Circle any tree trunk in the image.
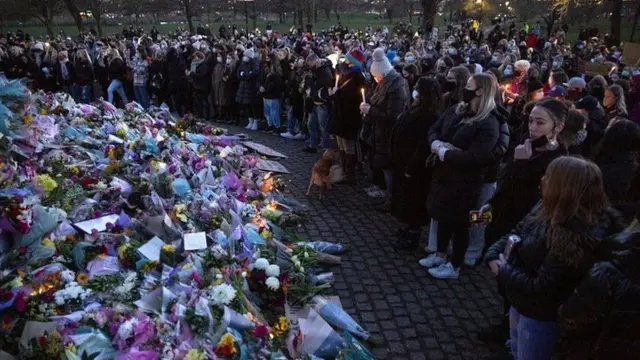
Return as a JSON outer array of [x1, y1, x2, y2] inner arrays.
[[44, 19, 54, 38], [324, 7, 330, 21], [386, 8, 393, 23], [631, 1, 640, 41], [184, 1, 195, 33], [252, 0, 256, 30], [63, 0, 84, 33], [422, 0, 438, 33], [333, 8, 340, 21], [610, 0, 622, 45]]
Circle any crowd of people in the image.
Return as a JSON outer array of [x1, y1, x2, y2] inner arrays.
[[2, 18, 640, 360]]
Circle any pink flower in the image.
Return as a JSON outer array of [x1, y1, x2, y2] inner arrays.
[[252, 325, 269, 337], [14, 292, 25, 313], [18, 246, 27, 255], [94, 210, 103, 217]]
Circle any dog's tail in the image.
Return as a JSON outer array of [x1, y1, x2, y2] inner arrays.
[[329, 164, 344, 184]]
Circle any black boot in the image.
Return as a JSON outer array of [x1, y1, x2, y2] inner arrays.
[[344, 153, 357, 184]]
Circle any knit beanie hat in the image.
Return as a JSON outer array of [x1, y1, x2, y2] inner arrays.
[[243, 48, 254, 59], [345, 49, 365, 67], [370, 48, 393, 78], [527, 79, 543, 93]]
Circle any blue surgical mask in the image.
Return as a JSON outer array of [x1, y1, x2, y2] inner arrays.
[[491, 56, 498, 63], [406, 56, 415, 63], [448, 48, 457, 56], [575, 129, 587, 145], [622, 70, 630, 78], [504, 69, 513, 77], [412, 90, 419, 100]]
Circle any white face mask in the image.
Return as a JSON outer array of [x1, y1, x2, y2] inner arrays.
[[217, 56, 222, 62], [226, 58, 232, 65], [242, 56, 249, 62], [504, 69, 513, 77], [412, 90, 419, 100]]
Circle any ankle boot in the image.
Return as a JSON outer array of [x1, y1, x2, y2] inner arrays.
[[344, 153, 357, 184]]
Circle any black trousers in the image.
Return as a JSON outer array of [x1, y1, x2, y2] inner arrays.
[[436, 220, 470, 268]]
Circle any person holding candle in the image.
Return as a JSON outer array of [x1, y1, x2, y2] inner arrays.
[[326, 49, 367, 183], [359, 48, 409, 211]]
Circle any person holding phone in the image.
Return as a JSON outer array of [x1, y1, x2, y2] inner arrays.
[[477, 98, 569, 345]]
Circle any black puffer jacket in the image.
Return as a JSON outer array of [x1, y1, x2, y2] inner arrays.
[[485, 143, 567, 244], [327, 68, 367, 140], [553, 230, 640, 360], [427, 106, 500, 224], [596, 152, 639, 221], [485, 105, 511, 183], [486, 203, 624, 321], [107, 58, 125, 82], [308, 59, 334, 105]]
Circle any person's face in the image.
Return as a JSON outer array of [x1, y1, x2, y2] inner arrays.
[[531, 89, 545, 101], [548, 76, 555, 88], [603, 89, 616, 108], [446, 70, 456, 83], [528, 106, 559, 140], [374, 74, 384, 83], [402, 70, 410, 79]]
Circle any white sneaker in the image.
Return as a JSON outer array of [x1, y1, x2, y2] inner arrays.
[[293, 133, 307, 140], [245, 118, 254, 129], [280, 132, 294, 139], [418, 253, 446, 268], [428, 262, 460, 279], [250, 120, 259, 131]]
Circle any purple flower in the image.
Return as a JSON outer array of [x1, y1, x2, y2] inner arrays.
[[132, 313, 156, 347]]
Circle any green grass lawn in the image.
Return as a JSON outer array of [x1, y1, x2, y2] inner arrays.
[[9, 13, 637, 44]]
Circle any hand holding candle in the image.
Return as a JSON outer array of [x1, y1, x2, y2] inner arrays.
[[361, 88, 366, 104], [335, 74, 340, 88]]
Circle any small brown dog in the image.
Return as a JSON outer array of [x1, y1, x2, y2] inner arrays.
[[306, 149, 344, 198]]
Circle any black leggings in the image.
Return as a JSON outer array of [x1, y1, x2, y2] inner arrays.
[[437, 220, 470, 268]]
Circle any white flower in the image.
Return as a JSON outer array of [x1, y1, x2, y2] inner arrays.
[[215, 274, 223, 279], [299, 267, 305, 273], [266, 264, 280, 277], [304, 252, 309, 259], [241, 271, 247, 278], [254, 258, 270, 270], [294, 260, 301, 267], [60, 269, 76, 283], [95, 181, 107, 190], [209, 283, 237, 306], [285, 248, 293, 254], [205, 160, 212, 167], [291, 255, 298, 262], [265, 276, 280, 290]]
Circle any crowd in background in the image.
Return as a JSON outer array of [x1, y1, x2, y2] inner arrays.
[[2, 18, 640, 360]]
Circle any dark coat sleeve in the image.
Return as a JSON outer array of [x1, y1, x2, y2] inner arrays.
[[443, 115, 500, 166], [405, 113, 435, 175], [367, 83, 408, 128]]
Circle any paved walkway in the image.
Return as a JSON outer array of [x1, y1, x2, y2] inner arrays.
[[230, 125, 504, 359]]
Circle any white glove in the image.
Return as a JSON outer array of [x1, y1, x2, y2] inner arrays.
[[430, 140, 443, 153], [438, 147, 448, 161]]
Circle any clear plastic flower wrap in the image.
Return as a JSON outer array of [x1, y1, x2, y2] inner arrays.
[[311, 296, 370, 340]]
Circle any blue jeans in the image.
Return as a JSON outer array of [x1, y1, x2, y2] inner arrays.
[[286, 105, 299, 134], [509, 308, 559, 360], [80, 85, 92, 103], [134, 85, 150, 109], [263, 98, 281, 127], [107, 79, 128, 105], [307, 104, 329, 149]]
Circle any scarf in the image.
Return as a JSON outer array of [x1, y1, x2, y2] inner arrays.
[[60, 59, 69, 80], [190, 57, 204, 74], [370, 71, 399, 106]]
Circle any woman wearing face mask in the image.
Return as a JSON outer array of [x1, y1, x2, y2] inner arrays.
[[188, 51, 212, 121], [603, 84, 628, 125], [131, 46, 150, 110], [508, 78, 544, 131], [359, 48, 409, 211], [504, 60, 530, 103], [402, 63, 419, 90], [588, 75, 608, 103], [442, 65, 471, 111], [326, 49, 367, 183], [485, 156, 622, 360], [389, 77, 441, 248], [212, 52, 229, 121], [236, 49, 260, 130], [421, 73, 501, 280]]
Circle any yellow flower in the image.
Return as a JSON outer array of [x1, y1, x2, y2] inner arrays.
[[185, 349, 207, 360], [141, 261, 159, 273], [24, 114, 33, 125], [117, 243, 131, 259], [216, 333, 237, 355], [162, 244, 176, 253], [40, 109, 48, 115], [35, 174, 58, 196], [68, 166, 79, 175], [65, 342, 77, 354], [278, 316, 288, 331], [41, 238, 55, 248], [174, 204, 188, 223], [76, 272, 89, 285], [260, 230, 273, 240]]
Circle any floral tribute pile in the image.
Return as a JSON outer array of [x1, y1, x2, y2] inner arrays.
[[0, 76, 374, 360]]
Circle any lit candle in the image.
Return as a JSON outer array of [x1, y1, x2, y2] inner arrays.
[[361, 88, 366, 103], [335, 74, 340, 88]]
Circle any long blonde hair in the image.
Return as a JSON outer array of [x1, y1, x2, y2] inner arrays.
[[457, 73, 497, 123]]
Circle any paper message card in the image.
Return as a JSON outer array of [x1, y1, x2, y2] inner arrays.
[[137, 236, 165, 262], [184, 232, 207, 251]]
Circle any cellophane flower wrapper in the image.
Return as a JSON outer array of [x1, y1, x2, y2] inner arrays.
[[86, 256, 121, 279], [338, 333, 376, 360], [15, 205, 62, 248], [299, 307, 346, 358], [69, 328, 118, 360], [311, 296, 370, 340]]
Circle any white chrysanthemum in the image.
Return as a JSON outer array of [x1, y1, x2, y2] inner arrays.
[[254, 258, 270, 270], [60, 269, 76, 283], [299, 267, 305, 273], [266, 276, 280, 290], [265, 264, 280, 278], [209, 283, 237, 305]]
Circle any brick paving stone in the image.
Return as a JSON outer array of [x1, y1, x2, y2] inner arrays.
[[227, 125, 505, 359]]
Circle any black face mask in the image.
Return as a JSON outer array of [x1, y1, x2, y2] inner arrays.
[[462, 88, 478, 103], [514, 69, 522, 77], [443, 80, 457, 92], [567, 90, 579, 102]]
